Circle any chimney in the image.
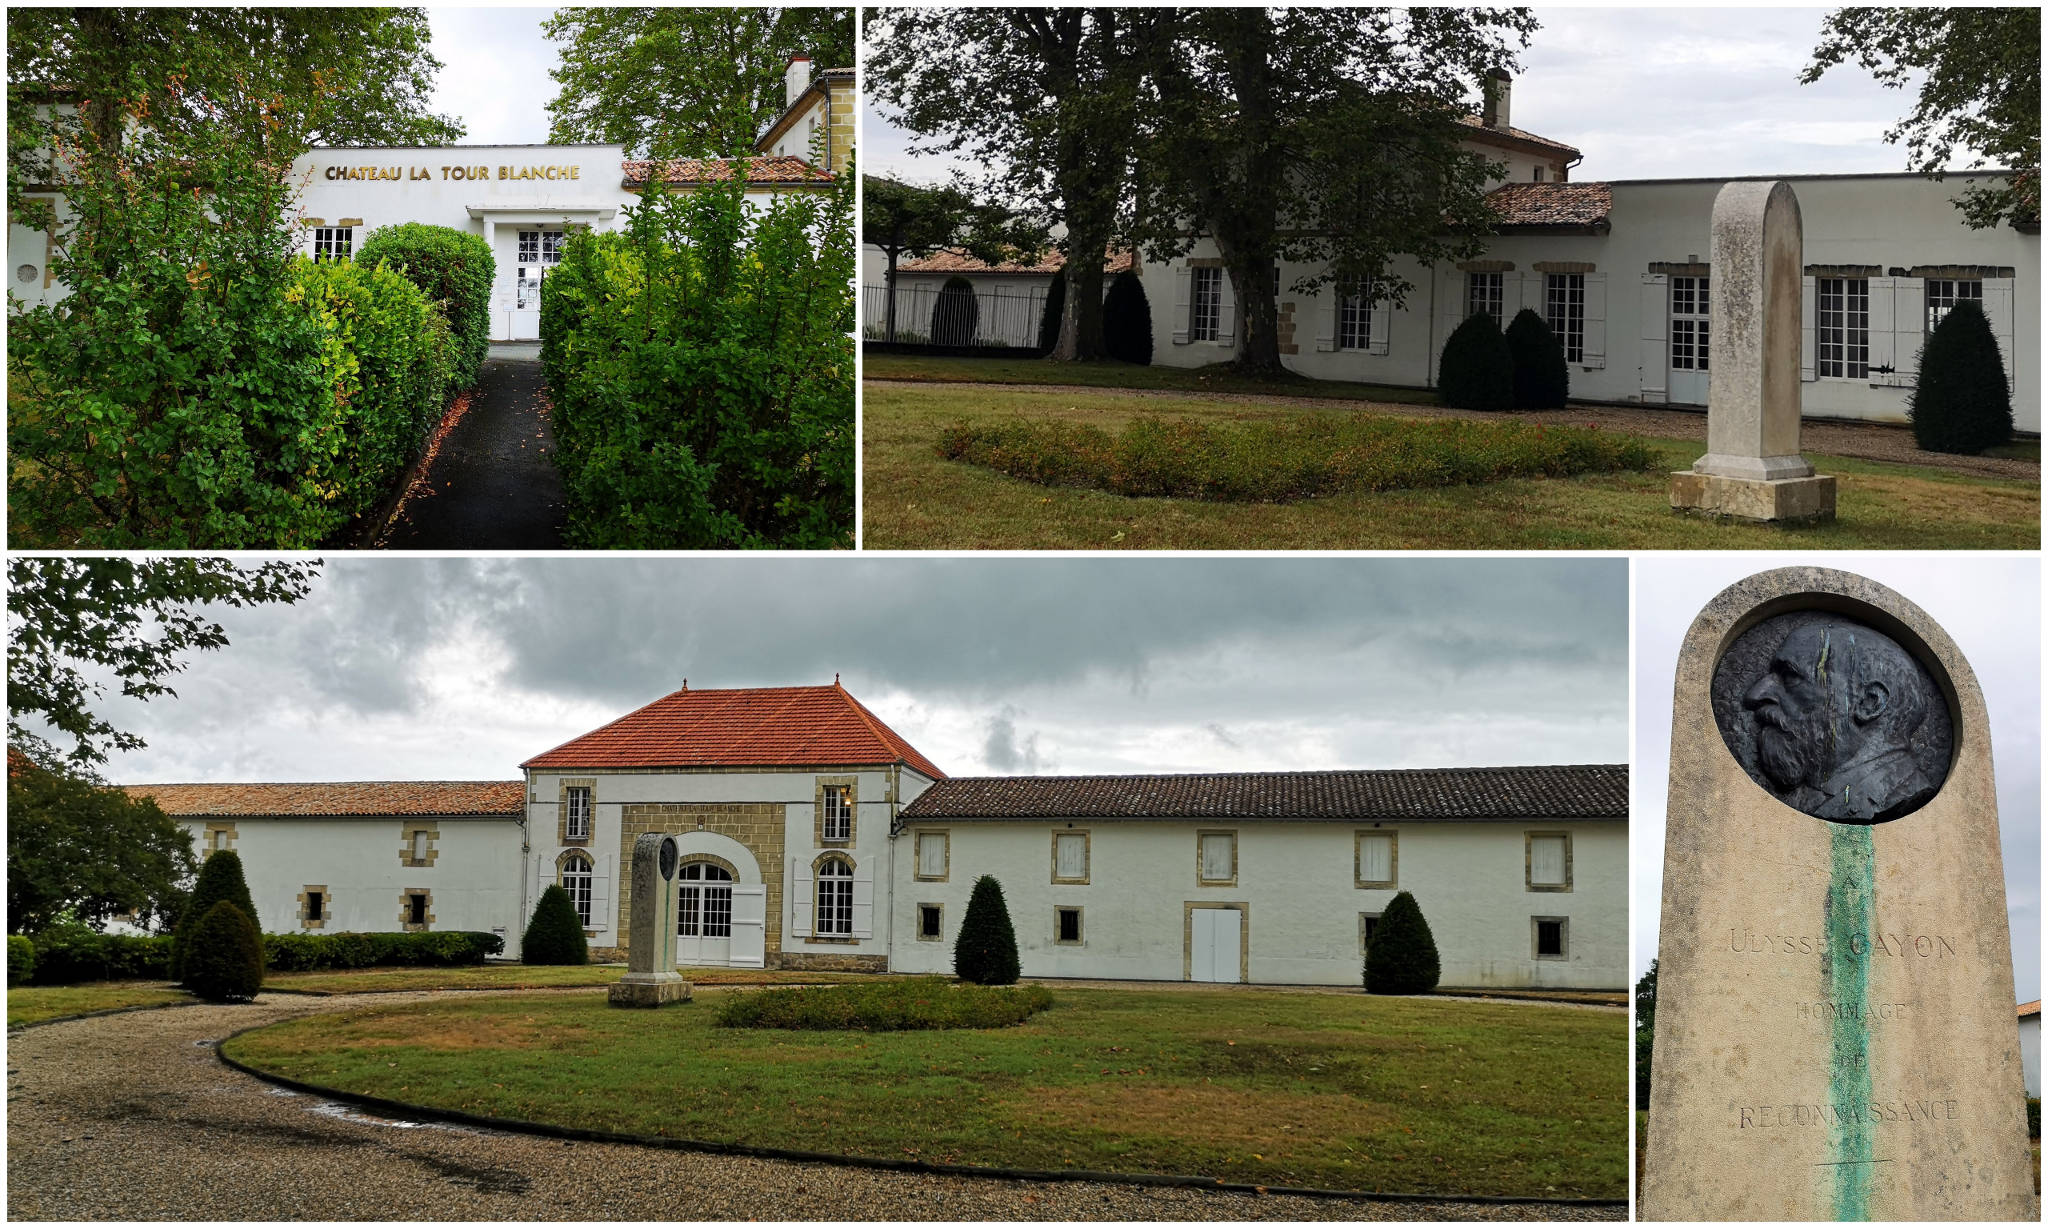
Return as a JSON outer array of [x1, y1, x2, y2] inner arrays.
[[1482, 67, 1512, 131], [785, 56, 813, 108]]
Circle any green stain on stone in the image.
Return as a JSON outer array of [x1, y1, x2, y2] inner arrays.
[[1825, 823, 1877, 1220]]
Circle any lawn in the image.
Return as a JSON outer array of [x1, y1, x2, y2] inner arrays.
[[222, 986, 1627, 1199], [863, 383, 2038, 549], [864, 352, 1443, 404], [7, 982, 194, 1028]]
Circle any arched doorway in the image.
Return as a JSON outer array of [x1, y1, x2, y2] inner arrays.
[[677, 860, 735, 965]]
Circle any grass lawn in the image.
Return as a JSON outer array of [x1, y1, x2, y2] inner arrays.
[[865, 353, 1442, 404], [264, 964, 885, 994], [863, 384, 2038, 549], [8, 982, 194, 1028], [223, 986, 1626, 1198]]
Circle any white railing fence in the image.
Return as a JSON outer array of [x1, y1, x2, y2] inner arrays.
[[862, 282, 1049, 349]]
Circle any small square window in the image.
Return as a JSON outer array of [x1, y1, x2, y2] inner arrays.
[[1355, 830, 1396, 888], [306, 891, 324, 918], [1055, 906, 1083, 945], [1360, 912, 1382, 953], [1527, 832, 1572, 891], [1052, 831, 1089, 883], [1534, 917, 1568, 960], [917, 903, 943, 941]]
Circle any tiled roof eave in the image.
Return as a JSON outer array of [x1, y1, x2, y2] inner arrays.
[[917, 812, 1630, 823], [1490, 220, 1611, 235]]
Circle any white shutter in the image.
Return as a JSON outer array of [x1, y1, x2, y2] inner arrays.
[[1315, 276, 1336, 352], [1369, 289, 1391, 357], [729, 885, 766, 968], [1172, 266, 1191, 345], [588, 875, 611, 933], [1640, 274, 1669, 403], [1983, 279, 2016, 387], [1530, 836, 1567, 886], [1582, 273, 1607, 368], [1501, 270, 1525, 320], [851, 872, 874, 939], [1437, 272, 1467, 382], [1217, 269, 1236, 348], [1890, 278, 1926, 384], [788, 858, 812, 938], [1055, 833, 1087, 879], [916, 832, 945, 878], [1200, 833, 1233, 880], [1358, 833, 1392, 883], [1865, 276, 1895, 381], [1801, 277, 1817, 382]]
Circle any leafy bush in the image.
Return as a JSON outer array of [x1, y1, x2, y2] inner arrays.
[[539, 167, 854, 547], [932, 275, 981, 346], [24, 919, 172, 984], [353, 223, 496, 391], [521, 885, 589, 966], [1909, 300, 2013, 454], [1504, 308, 1569, 409], [1364, 890, 1440, 995], [172, 851, 260, 983], [2029, 1096, 2040, 1139], [1036, 271, 1068, 356], [718, 976, 1052, 1031], [1437, 312, 1515, 411], [185, 900, 264, 1003], [261, 929, 502, 972], [8, 935, 34, 985], [954, 875, 1021, 986], [1103, 270, 1154, 365], [938, 413, 1653, 502]]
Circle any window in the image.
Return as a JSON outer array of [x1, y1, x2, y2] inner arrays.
[[1055, 906, 1084, 945], [822, 785, 852, 843], [1052, 831, 1089, 883], [412, 830, 430, 861], [1466, 271, 1503, 322], [914, 830, 947, 881], [516, 230, 564, 311], [1533, 917, 1568, 960], [1360, 911, 1383, 953], [1925, 278, 1983, 334], [300, 886, 328, 930], [1545, 273, 1586, 363], [1527, 832, 1571, 891], [1533, 165, 1545, 182], [1817, 277, 1869, 378], [677, 862, 733, 938], [1671, 275, 1710, 372], [1337, 276, 1374, 351], [1197, 831, 1236, 886], [816, 857, 854, 936], [1190, 267, 1222, 342], [313, 226, 353, 261], [560, 852, 593, 927], [1355, 830, 1396, 888], [565, 786, 592, 840], [306, 890, 324, 918], [917, 903, 943, 941], [407, 893, 428, 927]]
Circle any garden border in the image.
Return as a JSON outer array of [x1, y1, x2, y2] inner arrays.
[[7, 998, 199, 1034], [214, 1019, 1626, 1208]]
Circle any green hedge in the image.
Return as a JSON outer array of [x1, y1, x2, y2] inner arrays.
[[27, 926, 173, 985], [1438, 311, 1515, 411], [186, 901, 264, 1003], [520, 885, 589, 966], [717, 977, 1052, 1031], [539, 170, 854, 547], [261, 929, 503, 972], [354, 223, 496, 392], [8, 935, 36, 985], [1910, 299, 2013, 454]]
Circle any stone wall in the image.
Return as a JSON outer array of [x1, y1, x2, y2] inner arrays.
[[780, 951, 889, 974], [617, 802, 785, 960]]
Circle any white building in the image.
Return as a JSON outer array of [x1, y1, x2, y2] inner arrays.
[[866, 249, 1134, 349], [1144, 71, 2039, 431], [123, 682, 1628, 989], [2022, 1000, 2041, 1098]]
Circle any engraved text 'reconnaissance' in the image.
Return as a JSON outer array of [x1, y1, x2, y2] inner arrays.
[[1735, 1099, 1964, 1128]]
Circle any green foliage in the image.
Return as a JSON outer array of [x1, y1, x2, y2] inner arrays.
[[1634, 962, 1657, 1111], [172, 851, 260, 983], [262, 930, 503, 972], [1505, 308, 1569, 409], [353, 223, 496, 391], [185, 900, 264, 1003], [7, 756, 198, 933], [1364, 890, 1440, 995], [26, 917, 173, 984], [8, 935, 34, 985], [1102, 270, 1154, 365], [1437, 312, 1516, 411], [939, 413, 1653, 502], [718, 976, 1053, 1030], [933, 276, 981, 347], [539, 169, 854, 547], [1036, 273, 1068, 356], [521, 886, 589, 966], [954, 875, 1021, 985], [2029, 1097, 2040, 1139], [1909, 300, 2013, 454]]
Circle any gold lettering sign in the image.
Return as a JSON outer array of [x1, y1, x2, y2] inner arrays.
[[316, 164, 582, 183]]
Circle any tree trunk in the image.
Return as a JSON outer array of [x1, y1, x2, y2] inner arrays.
[[884, 248, 900, 343], [1052, 245, 1109, 362]]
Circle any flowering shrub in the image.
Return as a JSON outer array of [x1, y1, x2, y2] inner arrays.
[[540, 165, 854, 547]]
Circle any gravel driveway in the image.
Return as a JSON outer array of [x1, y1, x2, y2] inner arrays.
[[8, 991, 1622, 1221]]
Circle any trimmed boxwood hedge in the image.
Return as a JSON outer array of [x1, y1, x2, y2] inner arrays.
[[26, 928, 172, 985], [717, 976, 1053, 1031], [1437, 311, 1515, 411], [954, 875, 1022, 985], [1103, 269, 1153, 365], [353, 223, 496, 392], [1909, 299, 2013, 454], [171, 851, 260, 983], [186, 901, 264, 1003], [521, 885, 590, 966], [1365, 890, 1441, 995], [261, 929, 503, 972], [1505, 308, 1569, 409]]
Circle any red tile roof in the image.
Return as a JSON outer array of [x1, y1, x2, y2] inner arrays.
[[621, 155, 831, 187], [1458, 114, 1582, 158], [898, 248, 1135, 277], [2021, 1000, 2041, 1019], [121, 781, 527, 818], [1486, 182, 1612, 228], [522, 683, 946, 779], [902, 765, 1627, 821]]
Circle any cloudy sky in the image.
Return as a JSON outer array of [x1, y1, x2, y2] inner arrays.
[[867, 7, 1969, 186], [45, 557, 1626, 792], [425, 8, 560, 145], [1634, 554, 2041, 1002]]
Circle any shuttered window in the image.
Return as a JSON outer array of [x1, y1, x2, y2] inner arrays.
[[1337, 277, 1374, 350], [1054, 832, 1088, 882], [1925, 278, 1983, 333], [1545, 273, 1586, 363], [1357, 832, 1395, 886], [561, 853, 593, 926], [1198, 832, 1235, 884], [816, 857, 854, 936], [1467, 271, 1503, 322], [915, 831, 947, 880], [1528, 833, 1570, 889], [1190, 268, 1222, 341], [1817, 278, 1869, 378]]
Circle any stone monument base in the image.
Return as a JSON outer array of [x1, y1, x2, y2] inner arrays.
[[607, 975, 692, 1008], [1668, 471, 1836, 523]]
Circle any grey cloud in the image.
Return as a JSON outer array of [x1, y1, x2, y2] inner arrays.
[[981, 708, 1049, 774]]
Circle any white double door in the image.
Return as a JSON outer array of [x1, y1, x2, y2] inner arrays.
[[1667, 275, 1710, 405], [676, 864, 767, 968], [1189, 906, 1244, 983]]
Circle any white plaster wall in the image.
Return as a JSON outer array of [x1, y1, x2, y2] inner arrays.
[[889, 819, 1628, 988], [2021, 1013, 2040, 1098]]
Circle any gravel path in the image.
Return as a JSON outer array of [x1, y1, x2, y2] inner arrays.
[[867, 378, 2040, 482], [8, 991, 1622, 1221]]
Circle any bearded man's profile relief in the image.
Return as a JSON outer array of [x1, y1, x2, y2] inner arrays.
[[1738, 617, 1939, 822]]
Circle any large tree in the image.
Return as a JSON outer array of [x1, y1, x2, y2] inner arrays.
[[867, 9, 1157, 361], [1801, 7, 2040, 229], [7, 751, 198, 934], [1132, 8, 1537, 376], [7, 557, 320, 773], [544, 8, 855, 159]]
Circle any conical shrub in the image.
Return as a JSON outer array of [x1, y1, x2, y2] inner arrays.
[[1909, 299, 2012, 454], [185, 900, 264, 1002], [1103, 270, 1154, 365], [1505, 308, 1569, 409], [172, 850, 259, 983], [953, 875, 1021, 985], [932, 276, 981, 347], [521, 884, 590, 965], [1364, 890, 1441, 995], [1437, 312, 1515, 411], [1036, 271, 1068, 356]]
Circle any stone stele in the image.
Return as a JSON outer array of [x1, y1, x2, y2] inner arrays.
[[607, 832, 691, 1007], [1641, 567, 2033, 1221], [1669, 180, 1837, 523]]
